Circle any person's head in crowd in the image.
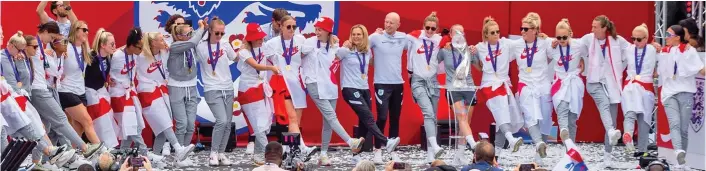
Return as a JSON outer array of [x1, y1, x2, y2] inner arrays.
[[482, 16, 500, 44], [77, 163, 96, 171], [125, 27, 144, 56], [171, 24, 193, 42], [384, 161, 412, 171], [265, 141, 284, 165], [23, 35, 39, 57], [50, 1, 70, 18], [97, 151, 114, 171], [521, 12, 542, 42], [37, 21, 62, 44], [679, 18, 704, 49], [427, 160, 457, 171], [271, 8, 289, 34], [474, 140, 495, 164], [6, 31, 28, 58], [592, 15, 617, 39], [208, 16, 226, 42], [384, 12, 401, 35], [422, 11, 439, 38], [352, 160, 375, 171], [632, 23, 650, 49], [164, 14, 185, 34], [666, 25, 687, 47], [68, 20, 92, 62], [555, 18, 573, 47], [91, 28, 116, 61], [431, 160, 446, 167]]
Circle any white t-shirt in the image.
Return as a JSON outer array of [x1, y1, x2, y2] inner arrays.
[[136, 51, 169, 92], [549, 39, 585, 77], [48, 18, 71, 38], [302, 36, 339, 84], [658, 45, 704, 103], [623, 44, 657, 83], [510, 38, 553, 85], [406, 30, 442, 78], [369, 31, 409, 84], [263, 35, 312, 81], [194, 39, 237, 92], [58, 43, 86, 95], [30, 48, 49, 90], [337, 47, 372, 89], [44, 45, 64, 88], [109, 49, 137, 92], [237, 46, 270, 92], [474, 40, 514, 86]]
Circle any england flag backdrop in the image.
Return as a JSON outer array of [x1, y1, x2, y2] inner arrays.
[[135, 1, 337, 135]]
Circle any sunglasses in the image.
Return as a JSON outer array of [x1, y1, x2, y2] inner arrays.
[[666, 32, 677, 38], [13, 44, 25, 52], [631, 37, 646, 42], [78, 28, 89, 33], [425, 26, 437, 31], [213, 32, 225, 36], [27, 44, 39, 49], [178, 32, 193, 37], [520, 27, 534, 32], [488, 30, 500, 35], [285, 25, 298, 30], [556, 35, 569, 40]]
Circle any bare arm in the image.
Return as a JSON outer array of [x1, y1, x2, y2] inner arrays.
[[37, 1, 52, 24], [64, 1, 78, 23]]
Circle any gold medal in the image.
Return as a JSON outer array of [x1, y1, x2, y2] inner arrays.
[[212, 71, 217, 76], [526, 67, 532, 73], [104, 82, 108, 87], [361, 74, 367, 80], [0, 76, 4, 81], [257, 76, 263, 81], [188, 68, 193, 73], [17, 82, 22, 87], [82, 73, 85, 78], [286, 65, 291, 71], [494, 73, 498, 78], [672, 75, 676, 80], [635, 75, 641, 80], [426, 65, 431, 71]]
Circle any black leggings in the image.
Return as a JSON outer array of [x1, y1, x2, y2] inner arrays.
[[373, 84, 403, 148], [342, 88, 388, 148]]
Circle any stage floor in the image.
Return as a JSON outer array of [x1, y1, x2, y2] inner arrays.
[[23, 143, 695, 170]]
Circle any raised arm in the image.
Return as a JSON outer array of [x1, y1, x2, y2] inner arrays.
[[170, 27, 206, 54], [64, 1, 78, 23], [37, 1, 52, 24]]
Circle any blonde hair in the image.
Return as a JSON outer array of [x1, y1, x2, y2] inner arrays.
[[522, 12, 542, 32], [633, 23, 649, 37], [8, 31, 27, 47], [68, 20, 92, 64], [170, 24, 191, 38], [209, 16, 225, 29], [556, 18, 573, 37], [350, 24, 370, 54], [141, 32, 162, 62], [482, 16, 499, 41], [352, 160, 375, 171], [424, 11, 439, 26], [91, 28, 114, 62]]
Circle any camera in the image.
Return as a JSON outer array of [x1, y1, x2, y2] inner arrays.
[[638, 148, 670, 170], [280, 133, 307, 171]]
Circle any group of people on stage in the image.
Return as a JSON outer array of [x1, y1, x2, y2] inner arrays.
[[0, 1, 704, 170]]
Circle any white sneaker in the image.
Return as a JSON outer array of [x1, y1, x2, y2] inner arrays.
[[246, 142, 255, 155], [209, 152, 219, 166], [536, 142, 547, 158], [252, 153, 265, 166], [161, 143, 171, 156], [452, 149, 469, 165], [146, 152, 164, 163], [534, 153, 543, 165], [373, 149, 383, 164], [349, 138, 365, 154], [425, 149, 435, 164], [318, 155, 331, 166], [385, 137, 400, 152], [431, 146, 445, 159], [300, 146, 319, 162], [608, 129, 621, 146], [602, 151, 614, 168], [52, 149, 76, 167], [218, 153, 232, 166], [174, 144, 195, 162], [175, 158, 194, 167], [676, 150, 686, 165], [560, 128, 570, 141], [623, 133, 635, 154], [509, 137, 524, 152]]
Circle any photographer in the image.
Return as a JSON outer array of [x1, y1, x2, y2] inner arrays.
[[253, 142, 305, 171], [461, 140, 502, 171]]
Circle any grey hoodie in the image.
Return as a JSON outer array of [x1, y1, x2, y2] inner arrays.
[[167, 27, 207, 81], [1, 50, 32, 94]]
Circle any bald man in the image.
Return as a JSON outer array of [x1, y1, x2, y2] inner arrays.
[[368, 12, 409, 164]]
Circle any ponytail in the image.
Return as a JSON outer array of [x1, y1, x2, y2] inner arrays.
[[594, 15, 617, 38]]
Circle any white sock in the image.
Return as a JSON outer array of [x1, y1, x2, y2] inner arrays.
[[299, 137, 308, 150], [427, 137, 440, 149], [346, 138, 354, 147], [505, 132, 515, 140], [321, 150, 327, 156], [172, 142, 182, 149], [465, 135, 476, 149]]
